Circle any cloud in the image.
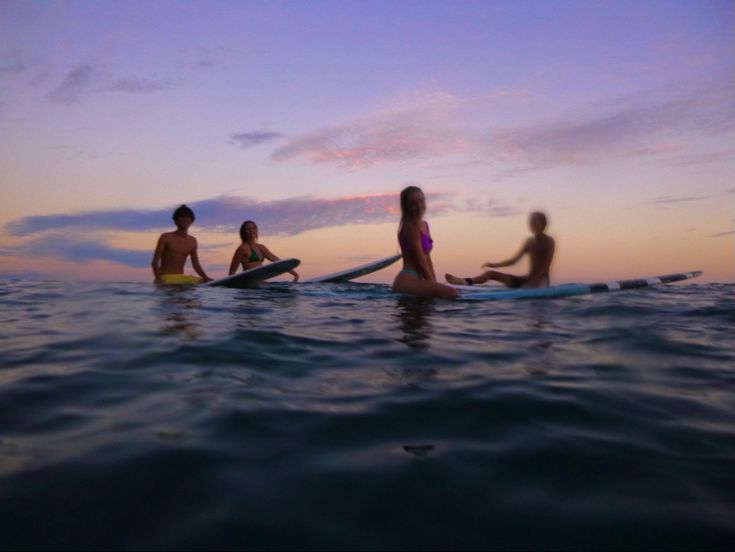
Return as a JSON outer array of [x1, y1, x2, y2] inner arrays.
[[6, 209, 164, 236], [653, 150, 735, 167], [177, 45, 231, 70], [0, 270, 49, 281], [628, 143, 683, 157], [462, 198, 521, 217], [645, 195, 706, 205], [269, 81, 734, 177], [46, 64, 95, 104], [47, 64, 175, 104], [3, 192, 520, 268], [229, 131, 284, 148], [104, 77, 175, 94], [272, 93, 468, 170], [644, 185, 735, 205], [484, 84, 734, 172], [5, 193, 455, 238], [10, 234, 150, 268], [193, 59, 215, 70], [709, 230, 735, 238]]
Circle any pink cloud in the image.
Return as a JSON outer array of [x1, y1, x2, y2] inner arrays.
[[484, 83, 734, 171], [272, 93, 470, 170], [270, 81, 734, 178]]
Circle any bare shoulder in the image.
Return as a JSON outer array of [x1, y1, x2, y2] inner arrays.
[[539, 234, 555, 252]]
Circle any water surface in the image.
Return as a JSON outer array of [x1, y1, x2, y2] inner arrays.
[[1, 280, 733, 549]]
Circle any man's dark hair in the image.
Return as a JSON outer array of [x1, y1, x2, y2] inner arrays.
[[172, 204, 195, 222]]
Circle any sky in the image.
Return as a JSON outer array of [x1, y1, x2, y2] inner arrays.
[[1, 0, 733, 283]]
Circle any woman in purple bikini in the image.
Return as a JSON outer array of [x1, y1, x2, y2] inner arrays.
[[392, 186, 458, 299]]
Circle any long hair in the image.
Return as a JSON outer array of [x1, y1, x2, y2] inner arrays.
[[239, 220, 257, 242], [399, 185, 423, 224]]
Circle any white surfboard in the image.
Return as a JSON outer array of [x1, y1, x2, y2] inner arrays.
[[457, 271, 702, 300], [207, 258, 300, 288], [306, 254, 402, 283]]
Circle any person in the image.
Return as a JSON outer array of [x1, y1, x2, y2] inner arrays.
[[392, 186, 458, 299], [445, 211, 555, 289], [228, 220, 299, 281], [151, 204, 213, 284]]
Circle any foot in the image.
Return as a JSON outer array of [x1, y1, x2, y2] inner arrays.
[[445, 273, 466, 285]]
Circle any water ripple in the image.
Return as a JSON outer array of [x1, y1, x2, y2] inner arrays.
[[0, 281, 733, 549]]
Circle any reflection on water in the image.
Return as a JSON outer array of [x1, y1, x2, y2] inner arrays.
[[154, 286, 202, 339], [1, 281, 733, 549], [394, 296, 435, 349], [524, 302, 556, 375]]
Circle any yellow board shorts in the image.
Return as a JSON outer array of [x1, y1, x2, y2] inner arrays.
[[158, 274, 202, 285]]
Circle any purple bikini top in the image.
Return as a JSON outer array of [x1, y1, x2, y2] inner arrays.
[[398, 222, 433, 255]]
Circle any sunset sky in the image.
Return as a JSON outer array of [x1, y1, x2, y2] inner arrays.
[[1, 0, 733, 283]]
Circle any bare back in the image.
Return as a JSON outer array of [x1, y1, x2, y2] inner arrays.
[[526, 234, 555, 280]]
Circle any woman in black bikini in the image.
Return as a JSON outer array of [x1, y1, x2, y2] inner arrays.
[[392, 186, 457, 299], [228, 220, 300, 281]]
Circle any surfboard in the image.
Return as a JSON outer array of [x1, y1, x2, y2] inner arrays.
[[207, 258, 301, 288], [457, 271, 702, 301], [306, 254, 402, 283]]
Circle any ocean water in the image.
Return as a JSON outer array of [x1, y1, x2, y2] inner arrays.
[[0, 279, 733, 550]]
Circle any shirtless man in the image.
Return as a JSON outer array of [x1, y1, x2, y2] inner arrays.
[[445, 212, 555, 289], [151, 204, 212, 284]]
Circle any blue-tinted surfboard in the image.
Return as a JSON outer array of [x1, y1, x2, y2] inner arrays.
[[457, 271, 702, 301], [207, 258, 301, 289]]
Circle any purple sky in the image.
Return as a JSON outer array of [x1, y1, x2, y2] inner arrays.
[[1, 0, 733, 281]]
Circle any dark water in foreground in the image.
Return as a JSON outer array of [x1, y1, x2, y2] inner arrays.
[[0, 280, 733, 550]]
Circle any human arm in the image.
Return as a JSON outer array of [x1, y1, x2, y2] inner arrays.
[[151, 234, 166, 283], [260, 244, 299, 281], [190, 240, 212, 283], [228, 246, 245, 276], [260, 244, 279, 262], [482, 240, 529, 269]]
